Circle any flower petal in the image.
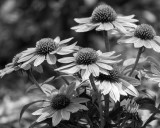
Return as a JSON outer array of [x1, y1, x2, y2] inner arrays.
[[88, 64, 99, 76], [58, 57, 75, 63], [120, 79, 139, 97], [74, 17, 91, 23], [96, 62, 113, 70], [34, 55, 45, 66], [71, 98, 90, 104], [109, 83, 120, 102], [149, 40, 160, 52], [54, 36, 60, 44], [61, 109, 70, 120], [46, 54, 57, 65], [59, 37, 74, 45], [52, 111, 62, 126]]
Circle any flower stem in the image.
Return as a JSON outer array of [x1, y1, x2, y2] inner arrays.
[[129, 47, 144, 76], [89, 74, 104, 128], [103, 31, 110, 52], [28, 70, 44, 93], [103, 31, 110, 126]]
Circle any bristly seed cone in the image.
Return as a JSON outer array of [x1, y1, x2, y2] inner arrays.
[[36, 38, 58, 55], [75, 48, 98, 65], [134, 24, 156, 40], [95, 70, 119, 83], [51, 94, 70, 110], [91, 4, 117, 23]]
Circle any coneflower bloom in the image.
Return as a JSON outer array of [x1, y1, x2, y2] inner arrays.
[[18, 37, 76, 67], [56, 48, 121, 80], [118, 24, 160, 52], [71, 4, 138, 33], [0, 53, 32, 77], [32, 84, 89, 126], [94, 67, 139, 102]]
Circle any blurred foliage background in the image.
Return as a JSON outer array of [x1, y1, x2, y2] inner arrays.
[[0, 0, 160, 128]]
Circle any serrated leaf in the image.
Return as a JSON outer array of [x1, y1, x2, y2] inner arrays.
[[19, 100, 45, 122]]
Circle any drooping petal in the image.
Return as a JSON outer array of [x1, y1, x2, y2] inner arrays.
[[120, 79, 139, 97], [112, 21, 127, 33], [142, 40, 152, 48], [134, 39, 144, 48], [109, 83, 120, 102], [59, 37, 74, 45], [88, 64, 99, 76], [46, 54, 57, 65], [101, 81, 112, 95], [36, 112, 51, 122], [65, 103, 81, 113], [103, 23, 114, 31], [96, 62, 113, 70], [52, 111, 62, 126], [55, 63, 76, 70], [149, 40, 160, 52], [34, 55, 45, 66], [58, 57, 75, 63], [61, 109, 70, 120], [74, 17, 91, 23], [54, 36, 60, 44], [18, 54, 35, 63]]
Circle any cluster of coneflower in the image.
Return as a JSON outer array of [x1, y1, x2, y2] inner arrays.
[[1, 3, 160, 128]]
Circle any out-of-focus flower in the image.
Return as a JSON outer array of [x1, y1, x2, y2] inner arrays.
[[118, 24, 160, 52], [32, 83, 89, 126], [56, 48, 121, 80], [0, 52, 32, 77], [94, 66, 139, 102], [71, 4, 138, 33], [18, 37, 76, 67]]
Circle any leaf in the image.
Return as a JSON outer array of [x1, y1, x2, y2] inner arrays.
[[19, 100, 45, 122], [42, 76, 55, 84], [26, 84, 38, 93], [29, 121, 44, 128], [139, 103, 160, 113]]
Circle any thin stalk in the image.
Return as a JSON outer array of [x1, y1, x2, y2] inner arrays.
[[103, 31, 110, 52], [28, 70, 44, 93], [129, 47, 144, 76], [142, 104, 160, 128], [103, 31, 110, 126], [89, 74, 104, 128]]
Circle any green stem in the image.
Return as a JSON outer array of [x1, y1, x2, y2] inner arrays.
[[142, 104, 160, 128], [28, 70, 44, 93], [89, 74, 98, 93], [129, 47, 144, 76], [103, 31, 110, 52]]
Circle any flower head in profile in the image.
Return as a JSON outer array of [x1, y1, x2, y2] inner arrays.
[[18, 37, 76, 67], [71, 4, 138, 33], [118, 24, 160, 52], [56, 48, 121, 80], [94, 66, 139, 102], [0, 53, 31, 77], [32, 83, 89, 126]]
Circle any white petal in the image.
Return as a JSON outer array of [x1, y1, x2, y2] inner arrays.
[[58, 57, 75, 63], [46, 54, 56, 65], [88, 64, 99, 76], [54, 36, 60, 44], [52, 111, 62, 126], [96, 23, 105, 31], [112, 21, 127, 33], [96, 62, 113, 70], [109, 83, 120, 102], [59, 37, 73, 45], [103, 23, 114, 31], [81, 69, 90, 80], [101, 81, 112, 95], [55, 63, 76, 70], [149, 40, 160, 52], [60, 66, 79, 74], [34, 55, 45, 66], [120, 79, 139, 97], [74, 17, 91, 23], [142, 40, 152, 48], [61, 109, 70, 120], [18, 54, 34, 63], [154, 36, 160, 44], [134, 39, 144, 48]]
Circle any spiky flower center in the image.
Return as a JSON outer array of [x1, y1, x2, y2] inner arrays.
[[134, 24, 156, 40], [75, 48, 98, 65], [95, 70, 119, 83], [36, 38, 58, 55], [51, 94, 70, 110], [91, 4, 117, 23]]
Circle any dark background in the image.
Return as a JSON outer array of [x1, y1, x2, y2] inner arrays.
[[0, 0, 160, 128]]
